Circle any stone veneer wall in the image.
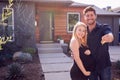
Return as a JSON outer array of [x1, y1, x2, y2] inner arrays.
[[14, 1, 36, 48]]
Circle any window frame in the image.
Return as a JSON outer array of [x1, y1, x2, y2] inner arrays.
[[67, 12, 80, 33], [2, 7, 14, 41]]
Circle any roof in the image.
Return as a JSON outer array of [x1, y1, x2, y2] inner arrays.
[[21, 0, 71, 1], [112, 7, 120, 13], [69, 2, 90, 7], [92, 6, 120, 16], [16, 0, 73, 3], [66, 1, 120, 16], [69, 3, 120, 16], [0, 0, 73, 3], [1, 0, 120, 16]]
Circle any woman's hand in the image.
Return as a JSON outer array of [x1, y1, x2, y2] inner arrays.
[[84, 49, 91, 55], [83, 71, 91, 76]]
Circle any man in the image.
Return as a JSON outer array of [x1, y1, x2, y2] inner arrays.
[[83, 6, 114, 80]]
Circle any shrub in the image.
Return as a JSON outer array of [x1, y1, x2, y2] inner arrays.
[[5, 62, 24, 80], [116, 60, 120, 70], [0, 42, 21, 67], [13, 52, 33, 63], [116, 60, 120, 74], [22, 47, 36, 55]]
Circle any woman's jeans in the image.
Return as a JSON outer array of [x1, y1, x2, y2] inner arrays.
[[89, 67, 111, 80]]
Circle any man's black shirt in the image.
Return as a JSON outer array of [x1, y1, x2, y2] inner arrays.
[[87, 22, 112, 71]]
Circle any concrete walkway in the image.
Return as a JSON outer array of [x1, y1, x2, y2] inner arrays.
[[109, 46, 120, 62], [37, 43, 73, 80], [37, 43, 120, 80]]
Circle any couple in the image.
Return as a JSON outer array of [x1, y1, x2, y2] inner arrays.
[[70, 6, 114, 80]]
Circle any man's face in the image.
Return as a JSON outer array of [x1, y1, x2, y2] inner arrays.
[[84, 11, 97, 25]]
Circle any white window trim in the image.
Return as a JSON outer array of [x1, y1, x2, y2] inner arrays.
[[2, 7, 15, 41], [67, 12, 80, 33]]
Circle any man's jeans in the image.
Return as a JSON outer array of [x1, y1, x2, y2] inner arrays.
[[89, 67, 111, 80]]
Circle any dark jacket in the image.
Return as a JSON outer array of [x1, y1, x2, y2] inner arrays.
[[87, 22, 112, 71]]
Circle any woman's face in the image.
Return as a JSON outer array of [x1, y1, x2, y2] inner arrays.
[[76, 26, 86, 39]]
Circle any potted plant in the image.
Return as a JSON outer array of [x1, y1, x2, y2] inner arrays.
[[57, 36, 64, 44]]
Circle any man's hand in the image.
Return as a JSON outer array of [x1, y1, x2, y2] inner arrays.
[[69, 50, 74, 59], [101, 33, 114, 45]]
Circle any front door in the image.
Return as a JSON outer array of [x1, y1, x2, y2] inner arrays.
[[39, 12, 54, 42]]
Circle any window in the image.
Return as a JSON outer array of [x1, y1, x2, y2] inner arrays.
[[67, 12, 80, 32], [2, 8, 14, 41]]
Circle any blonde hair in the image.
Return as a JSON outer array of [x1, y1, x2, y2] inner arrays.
[[72, 21, 88, 47]]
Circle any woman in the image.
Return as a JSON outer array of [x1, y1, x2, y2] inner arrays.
[[70, 22, 95, 80]]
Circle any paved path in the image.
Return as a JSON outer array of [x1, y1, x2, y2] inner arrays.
[[37, 44, 120, 80], [37, 43, 73, 80], [109, 46, 120, 62], [39, 53, 73, 80]]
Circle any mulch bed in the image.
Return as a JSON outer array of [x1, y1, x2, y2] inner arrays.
[[0, 53, 45, 80], [111, 62, 120, 80], [0, 53, 120, 80]]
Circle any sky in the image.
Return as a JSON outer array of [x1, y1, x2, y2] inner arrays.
[[71, 0, 120, 9]]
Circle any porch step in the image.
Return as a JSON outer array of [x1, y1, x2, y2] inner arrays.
[[37, 43, 63, 53], [36, 43, 62, 48], [38, 47, 63, 53]]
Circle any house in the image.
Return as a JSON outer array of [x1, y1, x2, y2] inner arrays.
[[92, 6, 120, 45], [112, 7, 120, 43], [35, 0, 120, 45], [112, 7, 120, 13], [0, 0, 120, 50]]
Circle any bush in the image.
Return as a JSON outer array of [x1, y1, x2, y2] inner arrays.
[[2, 42, 21, 54], [0, 42, 22, 67], [13, 52, 33, 63], [116, 60, 120, 74], [22, 47, 36, 55], [116, 60, 120, 70], [5, 62, 24, 80]]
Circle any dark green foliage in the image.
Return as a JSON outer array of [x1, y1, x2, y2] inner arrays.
[[116, 60, 120, 70], [0, 42, 21, 67], [5, 62, 24, 80], [22, 47, 36, 55], [2, 42, 21, 55], [13, 52, 33, 63], [116, 60, 120, 74]]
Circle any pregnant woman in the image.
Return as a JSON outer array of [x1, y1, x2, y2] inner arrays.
[[70, 22, 95, 80]]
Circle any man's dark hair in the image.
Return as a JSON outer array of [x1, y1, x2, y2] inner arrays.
[[83, 6, 96, 15]]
